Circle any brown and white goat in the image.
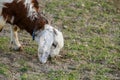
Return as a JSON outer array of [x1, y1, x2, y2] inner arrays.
[[0, 0, 64, 63]]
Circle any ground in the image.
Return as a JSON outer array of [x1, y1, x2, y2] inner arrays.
[[0, 0, 120, 80]]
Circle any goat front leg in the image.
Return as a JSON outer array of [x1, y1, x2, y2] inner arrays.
[[10, 25, 22, 51]]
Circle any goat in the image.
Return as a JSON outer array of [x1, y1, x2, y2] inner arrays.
[[0, 0, 64, 63]]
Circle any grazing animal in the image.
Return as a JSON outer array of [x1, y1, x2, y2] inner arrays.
[[0, 0, 64, 63]]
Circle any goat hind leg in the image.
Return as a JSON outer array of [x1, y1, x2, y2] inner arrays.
[[0, 16, 6, 32]]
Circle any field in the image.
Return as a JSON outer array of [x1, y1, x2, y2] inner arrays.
[[0, 0, 120, 80]]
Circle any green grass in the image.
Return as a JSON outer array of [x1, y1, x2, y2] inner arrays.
[[21, 73, 28, 80], [48, 70, 79, 80], [0, 0, 120, 80], [0, 37, 9, 51], [0, 63, 10, 77], [24, 46, 37, 55]]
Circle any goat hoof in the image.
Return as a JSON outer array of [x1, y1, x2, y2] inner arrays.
[[15, 46, 23, 51], [10, 46, 23, 51]]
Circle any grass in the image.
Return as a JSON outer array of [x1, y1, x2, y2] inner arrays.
[[47, 70, 79, 80], [0, 63, 11, 78], [0, 37, 9, 51], [0, 0, 120, 80]]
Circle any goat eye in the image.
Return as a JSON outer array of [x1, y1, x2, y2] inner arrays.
[[52, 43, 57, 48]]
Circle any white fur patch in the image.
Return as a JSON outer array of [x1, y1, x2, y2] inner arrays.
[[0, 16, 6, 30], [24, 0, 38, 20]]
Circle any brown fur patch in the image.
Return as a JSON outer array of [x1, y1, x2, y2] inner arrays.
[[1, 0, 48, 35]]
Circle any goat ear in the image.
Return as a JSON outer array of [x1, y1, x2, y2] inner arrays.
[[53, 29, 58, 35]]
